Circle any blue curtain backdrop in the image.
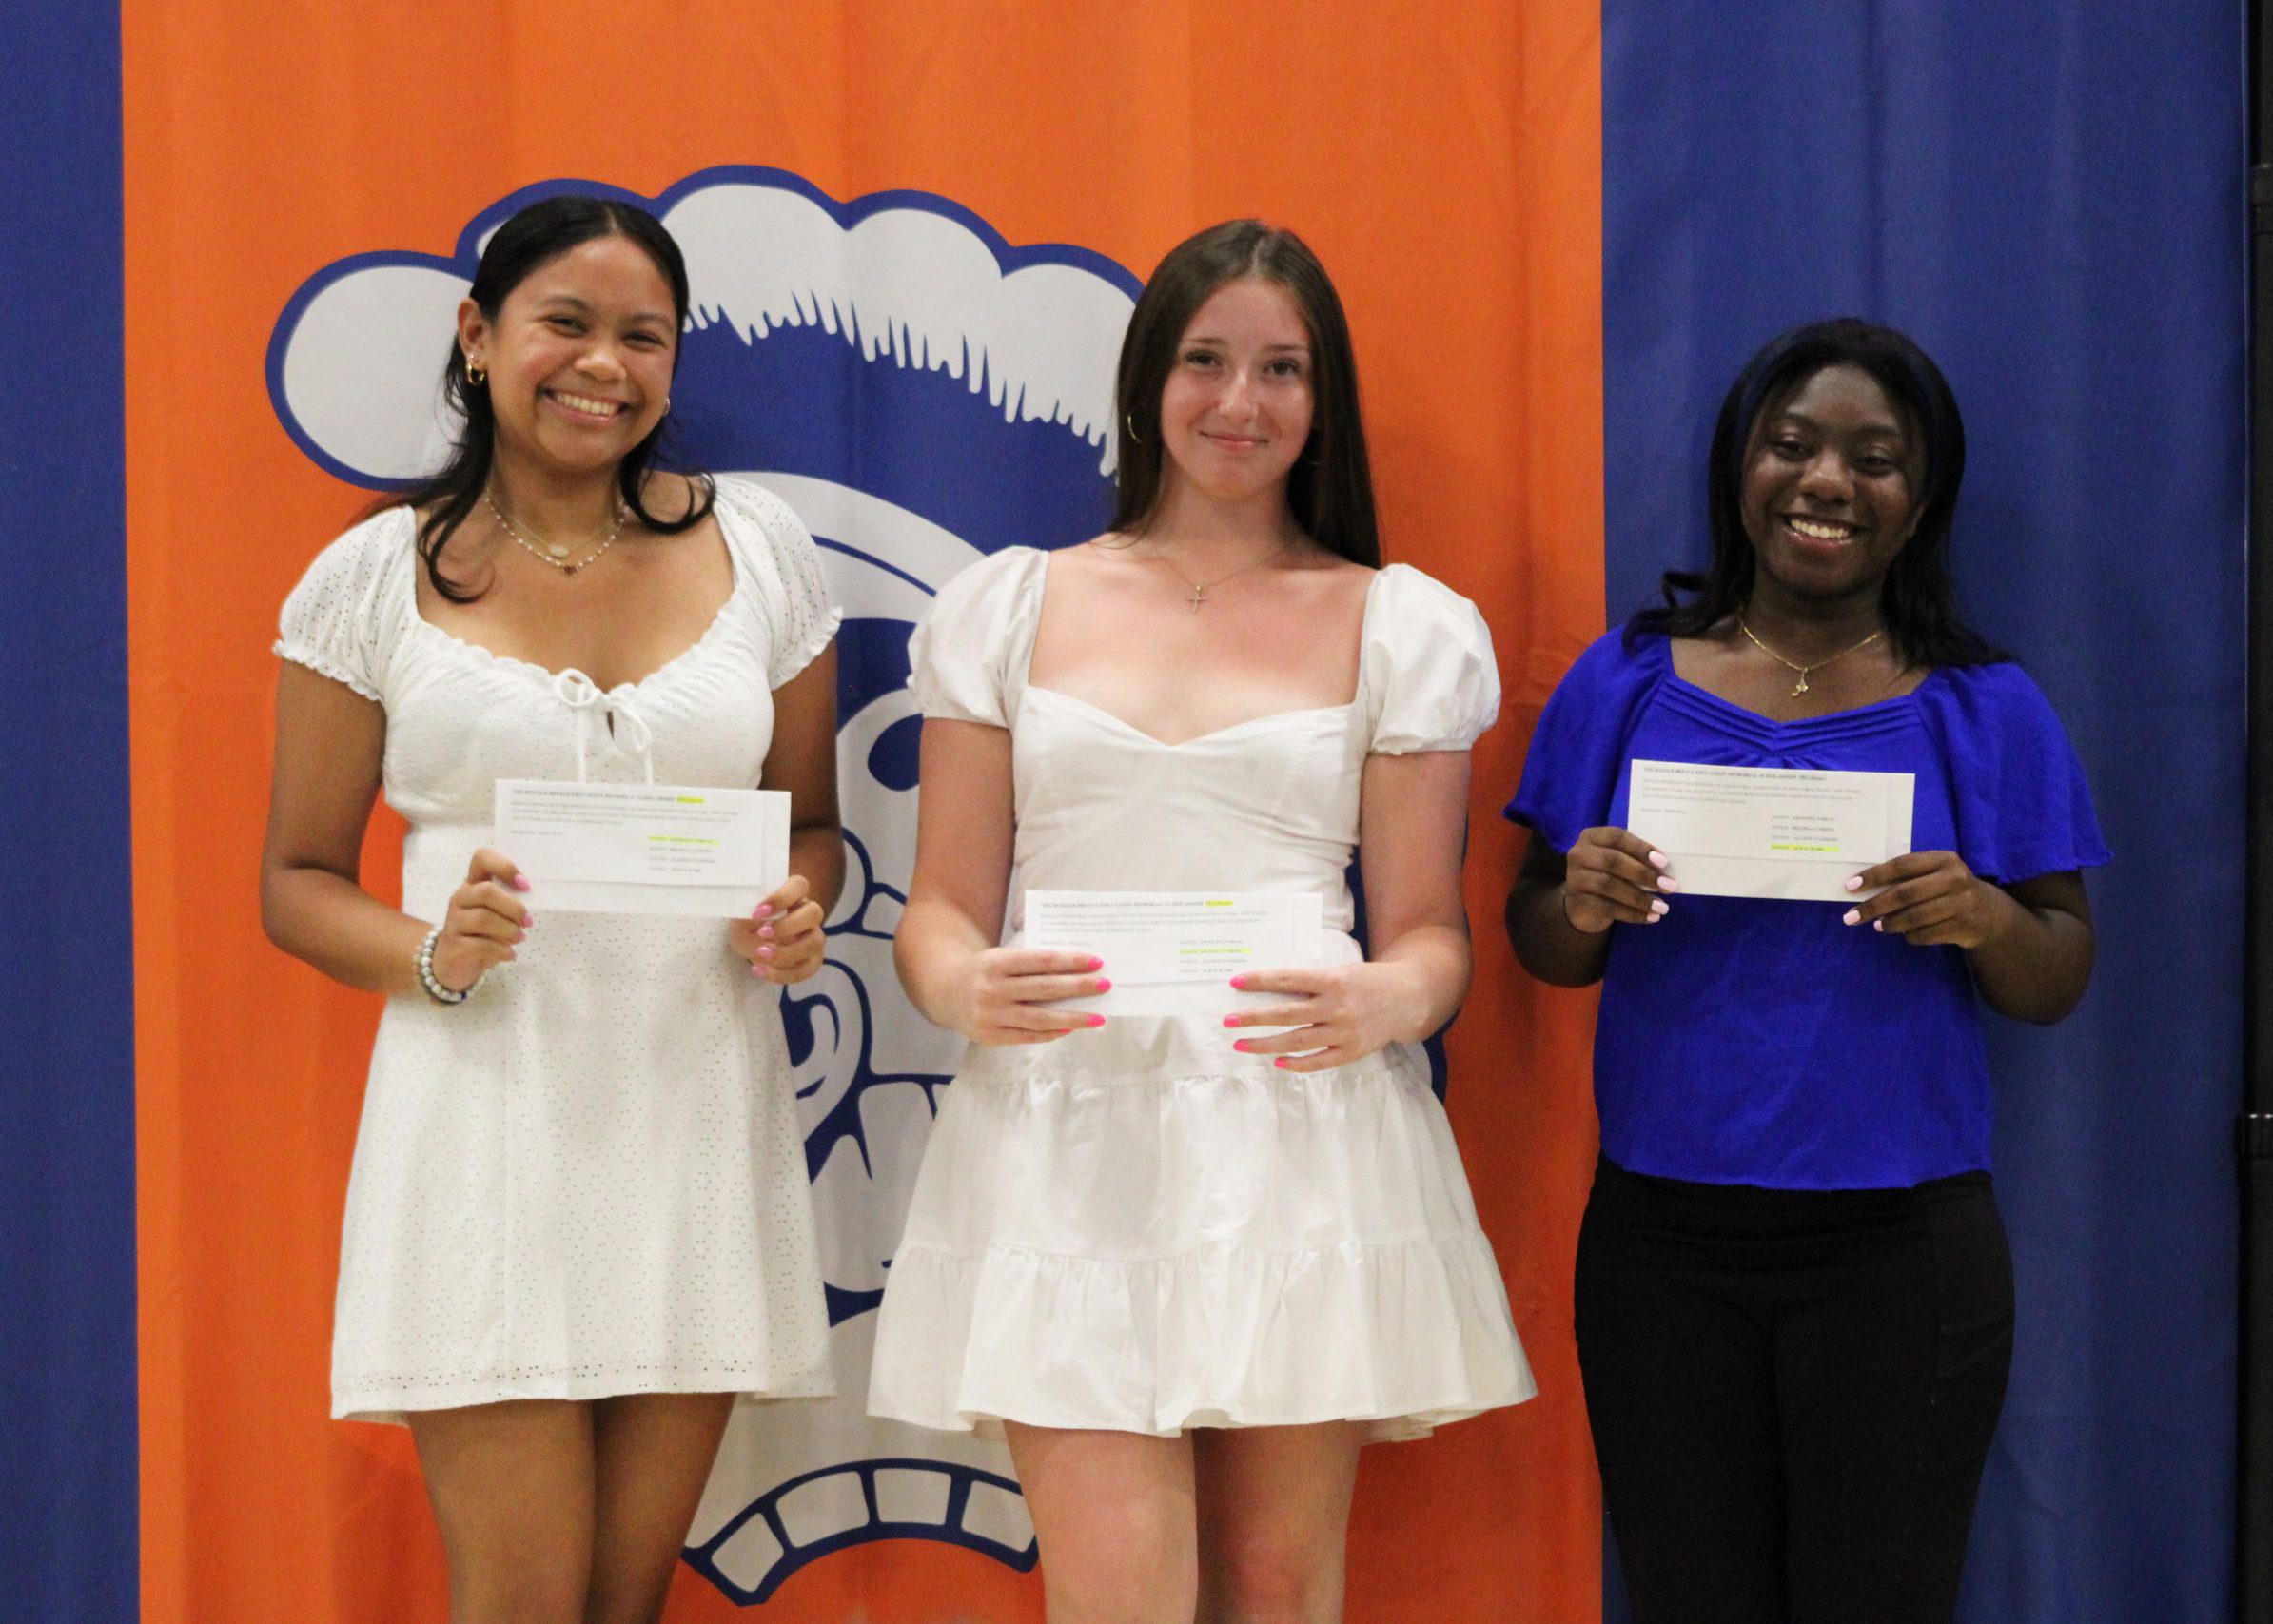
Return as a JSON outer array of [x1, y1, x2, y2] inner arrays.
[[0, 1, 137, 1620], [1601, 4, 2245, 1620]]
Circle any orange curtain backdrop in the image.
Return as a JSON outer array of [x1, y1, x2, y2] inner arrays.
[[125, 3, 1604, 1619]]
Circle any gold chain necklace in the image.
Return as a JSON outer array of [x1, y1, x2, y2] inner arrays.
[[1113, 538, 1295, 611], [484, 488, 626, 577], [1736, 615, 1884, 697]]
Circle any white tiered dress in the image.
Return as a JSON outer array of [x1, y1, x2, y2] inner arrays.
[[866, 548, 1534, 1440], [276, 479, 838, 1423]]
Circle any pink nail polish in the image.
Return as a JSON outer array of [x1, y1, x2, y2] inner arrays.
[[758, 945, 774, 958], [1094, 978, 1112, 992], [511, 874, 532, 891], [1222, 1015, 1241, 1028], [1228, 974, 1248, 990], [1873, 920, 1885, 932], [1233, 1040, 1251, 1053], [1656, 876, 1679, 893], [521, 914, 536, 928], [759, 924, 775, 939], [1274, 1058, 1290, 1069], [1844, 875, 1863, 892], [1088, 1013, 1107, 1027], [1087, 955, 1105, 971], [1647, 851, 1669, 870], [1842, 909, 1860, 926]]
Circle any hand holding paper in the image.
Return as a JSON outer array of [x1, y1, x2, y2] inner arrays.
[[1561, 826, 1678, 931], [1839, 850, 2008, 948], [726, 874, 830, 985]]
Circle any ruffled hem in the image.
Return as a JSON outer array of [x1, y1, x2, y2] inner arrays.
[[867, 1232, 1534, 1442], [276, 638, 382, 703], [335, 1364, 835, 1425]]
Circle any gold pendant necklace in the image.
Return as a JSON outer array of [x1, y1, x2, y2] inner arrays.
[[484, 488, 626, 577], [1737, 615, 1884, 697], [1147, 539, 1296, 611]]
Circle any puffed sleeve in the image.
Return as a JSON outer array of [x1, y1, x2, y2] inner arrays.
[[1501, 630, 1662, 853], [907, 548, 1045, 726], [713, 479, 843, 688], [1362, 565, 1503, 753], [273, 509, 416, 703], [1915, 661, 2112, 882]]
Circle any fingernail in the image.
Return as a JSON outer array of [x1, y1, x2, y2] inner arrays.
[[1222, 1015, 1241, 1028], [1229, 973, 1248, 990], [1094, 978, 1111, 992], [512, 875, 532, 891], [1088, 1013, 1107, 1027], [1647, 851, 1669, 870], [1842, 909, 1860, 926], [515, 929, 527, 943], [1845, 875, 1863, 892], [1233, 1040, 1251, 1053], [759, 924, 775, 939], [1656, 877, 1679, 893], [758, 945, 774, 958], [1087, 956, 1105, 971], [1649, 899, 1668, 917], [1274, 1058, 1290, 1069], [755, 903, 774, 919], [1872, 919, 1884, 932], [521, 914, 536, 928]]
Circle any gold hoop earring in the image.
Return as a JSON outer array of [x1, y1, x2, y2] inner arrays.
[[465, 359, 486, 386], [1124, 412, 1143, 444]]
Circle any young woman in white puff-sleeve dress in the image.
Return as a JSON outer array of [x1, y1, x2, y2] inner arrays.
[[869, 220, 1533, 1624], [261, 196, 841, 1624]]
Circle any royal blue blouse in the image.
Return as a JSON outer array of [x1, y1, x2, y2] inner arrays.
[[1506, 631, 2110, 1190]]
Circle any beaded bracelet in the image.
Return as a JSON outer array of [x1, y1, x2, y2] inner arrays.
[[416, 925, 475, 1006]]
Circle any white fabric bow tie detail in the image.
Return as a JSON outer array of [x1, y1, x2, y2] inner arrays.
[[552, 669, 656, 784]]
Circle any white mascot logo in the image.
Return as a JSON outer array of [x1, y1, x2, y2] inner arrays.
[[268, 168, 1139, 1605]]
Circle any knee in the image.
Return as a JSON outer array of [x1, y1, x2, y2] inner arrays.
[[1204, 1533, 1338, 1621], [459, 1560, 588, 1624]]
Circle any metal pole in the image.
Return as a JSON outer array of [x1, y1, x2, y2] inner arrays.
[[2243, 2, 2273, 1617]]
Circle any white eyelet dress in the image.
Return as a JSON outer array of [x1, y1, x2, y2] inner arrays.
[[275, 479, 839, 1422], [866, 549, 1535, 1441]]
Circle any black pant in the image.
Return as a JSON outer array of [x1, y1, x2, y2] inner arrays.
[[1575, 1156, 2014, 1624]]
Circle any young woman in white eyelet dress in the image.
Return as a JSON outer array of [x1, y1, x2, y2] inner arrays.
[[262, 197, 840, 1624], [868, 220, 1533, 1624]]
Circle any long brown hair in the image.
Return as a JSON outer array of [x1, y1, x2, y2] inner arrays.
[[1110, 220, 1380, 566]]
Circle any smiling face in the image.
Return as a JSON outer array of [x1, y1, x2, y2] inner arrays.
[[459, 232, 679, 482], [1156, 276, 1316, 509], [1738, 363, 1925, 604]]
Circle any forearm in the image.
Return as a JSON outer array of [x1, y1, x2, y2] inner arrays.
[[892, 894, 996, 1030], [261, 863, 429, 997], [1369, 923, 1475, 1043], [1965, 889, 2095, 1024], [1503, 876, 1613, 987], [789, 820, 846, 912]]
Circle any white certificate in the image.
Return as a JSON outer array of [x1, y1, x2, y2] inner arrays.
[[493, 779, 790, 917], [1625, 759, 1913, 902], [1026, 890, 1324, 1017]]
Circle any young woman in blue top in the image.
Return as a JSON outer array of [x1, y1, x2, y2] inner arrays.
[[1504, 319, 2106, 1624]]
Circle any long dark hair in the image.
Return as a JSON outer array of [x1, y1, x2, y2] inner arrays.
[[383, 194, 715, 602], [1631, 317, 2005, 667], [1110, 220, 1380, 567]]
